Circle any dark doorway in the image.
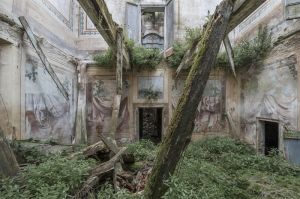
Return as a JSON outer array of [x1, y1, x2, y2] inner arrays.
[[264, 121, 279, 155], [139, 108, 162, 143]]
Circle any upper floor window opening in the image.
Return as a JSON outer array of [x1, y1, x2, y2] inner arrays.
[[125, 0, 174, 51]]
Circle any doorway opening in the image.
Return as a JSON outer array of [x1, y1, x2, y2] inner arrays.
[[264, 121, 279, 155], [139, 108, 162, 143]]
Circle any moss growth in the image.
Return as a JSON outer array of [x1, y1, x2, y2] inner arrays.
[[284, 131, 300, 139]]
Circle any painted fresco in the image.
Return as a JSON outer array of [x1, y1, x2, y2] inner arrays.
[[138, 76, 164, 99], [172, 78, 225, 133], [87, 78, 130, 143], [240, 55, 298, 144], [25, 57, 74, 143]]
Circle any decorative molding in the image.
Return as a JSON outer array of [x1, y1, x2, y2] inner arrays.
[[40, 0, 74, 30], [79, 7, 99, 35]]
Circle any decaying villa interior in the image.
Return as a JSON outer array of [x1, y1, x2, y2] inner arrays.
[[1, 0, 300, 198]]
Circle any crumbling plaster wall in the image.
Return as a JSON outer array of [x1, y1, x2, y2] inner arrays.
[[0, 0, 79, 143], [226, 0, 300, 149]]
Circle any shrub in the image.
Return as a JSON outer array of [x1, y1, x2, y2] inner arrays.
[[216, 26, 272, 71], [126, 139, 158, 161], [93, 48, 114, 66], [166, 27, 202, 68], [93, 40, 162, 70]]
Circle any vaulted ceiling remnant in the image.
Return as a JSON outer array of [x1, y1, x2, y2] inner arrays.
[[78, 0, 130, 69]]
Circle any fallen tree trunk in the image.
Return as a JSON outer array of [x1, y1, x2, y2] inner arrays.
[[143, 1, 235, 198], [75, 147, 127, 197], [69, 141, 107, 159], [0, 131, 19, 177]]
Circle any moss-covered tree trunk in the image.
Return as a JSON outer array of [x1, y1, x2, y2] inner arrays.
[[0, 134, 19, 177], [143, 0, 235, 198]]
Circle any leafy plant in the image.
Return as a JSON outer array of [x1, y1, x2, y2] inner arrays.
[[93, 48, 114, 66], [216, 26, 272, 71], [166, 27, 202, 68], [184, 27, 202, 47], [166, 41, 186, 68], [130, 45, 162, 71]]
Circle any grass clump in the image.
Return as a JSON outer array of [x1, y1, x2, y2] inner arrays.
[[164, 137, 300, 199], [0, 155, 96, 199]]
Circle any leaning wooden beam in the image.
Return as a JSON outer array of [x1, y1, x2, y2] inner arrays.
[[223, 35, 236, 78], [176, 0, 266, 75], [78, 0, 130, 69], [144, 1, 242, 198], [19, 17, 69, 101]]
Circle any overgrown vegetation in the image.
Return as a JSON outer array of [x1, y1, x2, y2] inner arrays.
[[0, 155, 95, 199], [166, 27, 202, 68], [1, 137, 299, 199], [96, 137, 300, 199], [94, 39, 162, 70], [164, 137, 300, 199], [216, 26, 272, 71], [166, 26, 272, 72], [127, 139, 158, 161]]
